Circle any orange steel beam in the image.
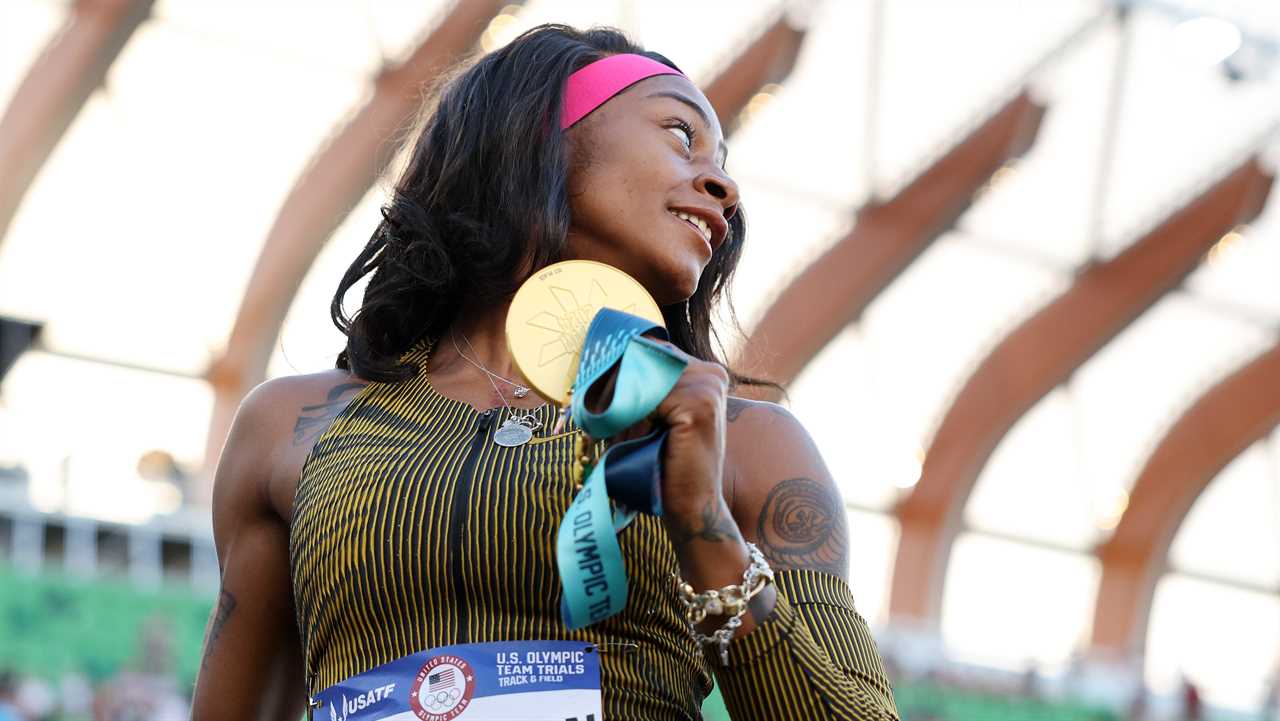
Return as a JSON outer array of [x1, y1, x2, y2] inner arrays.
[[735, 92, 1046, 396], [1091, 343, 1280, 657], [702, 12, 806, 131], [888, 159, 1274, 624], [200, 6, 814, 490], [0, 0, 153, 246], [200, 1, 510, 488]]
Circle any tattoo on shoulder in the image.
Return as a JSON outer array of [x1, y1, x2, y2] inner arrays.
[[755, 477, 848, 577], [292, 382, 367, 447], [725, 397, 789, 424], [726, 397, 751, 422], [201, 589, 237, 667]]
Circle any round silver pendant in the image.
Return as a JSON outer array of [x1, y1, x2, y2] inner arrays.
[[514, 386, 530, 398], [494, 418, 534, 447]]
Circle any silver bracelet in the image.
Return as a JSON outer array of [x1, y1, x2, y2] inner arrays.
[[675, 541, 774, 666]]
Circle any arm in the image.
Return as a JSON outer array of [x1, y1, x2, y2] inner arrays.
[[190, 380, 306, 721], [708, 567, 899, 720], [637, 342, 898, 719], [669, 397, 899, 720]]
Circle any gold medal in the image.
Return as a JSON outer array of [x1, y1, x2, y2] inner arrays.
[[506, 260, 664, 406]]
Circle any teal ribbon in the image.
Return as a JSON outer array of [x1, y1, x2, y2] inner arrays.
[[556, 308, 688, 629]]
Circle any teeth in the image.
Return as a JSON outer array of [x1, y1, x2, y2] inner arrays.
[[670, 211, 711, 243]]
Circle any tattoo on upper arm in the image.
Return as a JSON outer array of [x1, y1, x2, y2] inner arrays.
[[292, 382, 366, 447], [755, 477, 848, 578], [201, 589, 238, 667]]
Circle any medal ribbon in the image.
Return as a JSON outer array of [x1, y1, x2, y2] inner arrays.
[[555, 308, 688, 629]]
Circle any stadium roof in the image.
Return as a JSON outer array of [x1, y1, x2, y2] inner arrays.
[[1, 0, 1278, 710]]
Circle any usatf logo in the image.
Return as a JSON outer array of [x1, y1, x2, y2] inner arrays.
[[331, 683, 396, 721], [409, 654, 475, 721]]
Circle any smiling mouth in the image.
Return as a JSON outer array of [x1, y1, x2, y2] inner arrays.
[[668, 210, 712, 245]]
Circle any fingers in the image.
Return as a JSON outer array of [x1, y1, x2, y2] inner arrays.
[[654, 363, 729, 431], [582, 334, 727, 437]]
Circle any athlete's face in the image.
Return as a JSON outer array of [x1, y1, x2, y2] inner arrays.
[[562, 74, 739, 305]]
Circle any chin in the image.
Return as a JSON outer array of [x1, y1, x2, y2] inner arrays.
[[621, 247, 705, 305], [650, 266, 702, 305]]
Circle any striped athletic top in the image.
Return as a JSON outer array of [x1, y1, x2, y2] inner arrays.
[[290, 337, 900, 720]]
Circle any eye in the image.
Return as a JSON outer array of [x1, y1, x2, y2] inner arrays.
[[665, 119, 695, 151]]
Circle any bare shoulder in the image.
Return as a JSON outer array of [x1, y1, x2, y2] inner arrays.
[[267, 368, 372, 449], [723, 395, 849, 579], [198, 371, 352, 717], [723, 395, 801, 480], [725, 395, 794, 425], [226, 368, 370, 523], [723, 396, 813, 458]]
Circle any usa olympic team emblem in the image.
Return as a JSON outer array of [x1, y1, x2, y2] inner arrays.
[[409, 654, 475, 721]]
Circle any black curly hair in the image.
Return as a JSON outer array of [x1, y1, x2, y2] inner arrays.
[[332, 23, 779, 396]]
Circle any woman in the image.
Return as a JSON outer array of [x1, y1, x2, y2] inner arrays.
[[192, 24, 898, 721]]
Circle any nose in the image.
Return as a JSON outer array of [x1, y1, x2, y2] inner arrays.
[[695, 168, 740, 220]]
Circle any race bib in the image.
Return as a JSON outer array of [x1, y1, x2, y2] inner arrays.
[[313, 640, 602, 721]]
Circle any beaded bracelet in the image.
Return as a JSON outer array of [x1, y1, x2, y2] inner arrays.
[[675, 541, 774, 665]]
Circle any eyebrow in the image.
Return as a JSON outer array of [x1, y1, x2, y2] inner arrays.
[[645, 91, 729, 168]]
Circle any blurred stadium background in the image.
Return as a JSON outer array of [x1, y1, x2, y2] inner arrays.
[[2, 0, 1280, 719]]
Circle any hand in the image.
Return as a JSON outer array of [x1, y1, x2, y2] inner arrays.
[[572, 333, 728, 519], [600, 337, 745, 572], [622, 335, 776, 633], [623, 336, 729, 520]]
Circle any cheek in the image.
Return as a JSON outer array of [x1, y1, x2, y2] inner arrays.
[[570, 161, 660, 230], [583, 129, 678, 199], [564, 123, 692, 258]]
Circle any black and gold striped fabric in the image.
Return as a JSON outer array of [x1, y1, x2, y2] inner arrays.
[[290, 338, 900, 720]]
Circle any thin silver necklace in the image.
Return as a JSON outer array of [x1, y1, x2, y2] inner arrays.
[[457, 332, 530, 398], [450, 331, 539, 447]]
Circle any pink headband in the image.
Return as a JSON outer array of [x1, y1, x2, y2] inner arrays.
[[561, 53, 685, 130]]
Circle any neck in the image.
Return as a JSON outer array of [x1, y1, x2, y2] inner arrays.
[[431, 300, 526, 389]]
